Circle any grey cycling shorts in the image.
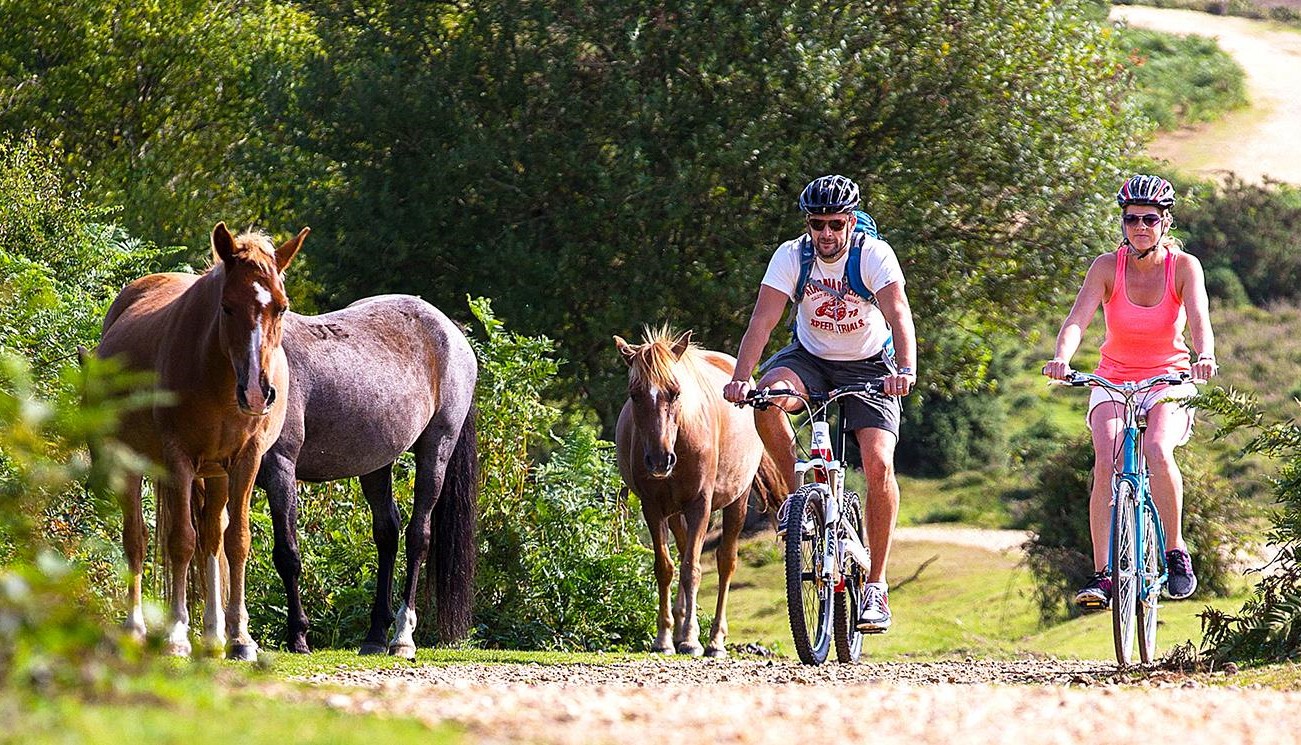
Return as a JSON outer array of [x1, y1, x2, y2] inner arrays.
[[760, 342, 901, 436]]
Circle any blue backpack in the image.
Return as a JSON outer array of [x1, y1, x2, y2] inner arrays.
[[792, 210, 881, 305], [787, 210, 894, 360]]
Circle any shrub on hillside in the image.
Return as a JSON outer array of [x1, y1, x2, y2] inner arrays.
[[1023, 429, 1250, 621], [1180, 176, 1301, 306], [1198, 388, 1301, 664], [1118, 28, 1247, 130]]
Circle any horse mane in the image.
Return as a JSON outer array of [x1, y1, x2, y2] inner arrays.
[[627, 325, 708, 393], [207, 229, 279, 275]]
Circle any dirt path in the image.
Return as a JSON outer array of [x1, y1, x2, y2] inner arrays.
[[1111, 6, 1301, 185], [294, 659, 1301, 744]]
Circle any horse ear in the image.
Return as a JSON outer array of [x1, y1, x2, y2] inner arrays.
[[212, 222, 236, 264], [275, 227, 310, 272], [76, 345, 89, 366], [614, 335, 637, 366], [670, 330, 692, 359]]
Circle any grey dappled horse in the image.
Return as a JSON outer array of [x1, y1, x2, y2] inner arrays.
[[255, 294, 478, 657]]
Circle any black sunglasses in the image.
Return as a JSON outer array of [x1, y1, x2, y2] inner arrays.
[[807, 217, 849, 232], [1122, 213, 1162, 227]]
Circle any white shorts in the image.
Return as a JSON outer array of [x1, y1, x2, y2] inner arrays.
[[1086, 382, 1198, 446]]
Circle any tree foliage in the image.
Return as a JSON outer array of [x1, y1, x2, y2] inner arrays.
[[0, 0, 320, 248], [260, 0, 1143, 426]]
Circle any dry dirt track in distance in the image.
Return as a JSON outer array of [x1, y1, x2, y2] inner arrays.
[[287, 658, 1301, 744], [1112, 5, 1301, 186]]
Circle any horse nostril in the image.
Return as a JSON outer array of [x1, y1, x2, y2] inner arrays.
[[265, 385, 277, 406], [665, 452, 677, 469]]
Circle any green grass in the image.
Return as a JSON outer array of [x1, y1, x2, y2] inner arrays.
[[3, 673, 453, 744], [263, 647, 650, 679]]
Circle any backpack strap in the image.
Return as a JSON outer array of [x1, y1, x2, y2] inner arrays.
[[787, 213, 881, 343]]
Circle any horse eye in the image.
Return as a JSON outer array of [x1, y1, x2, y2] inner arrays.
[[221, 304, 233, 316]]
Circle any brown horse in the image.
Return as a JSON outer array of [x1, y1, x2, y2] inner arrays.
[[614, 328, 785, 657], [96, 222, 307, 660]]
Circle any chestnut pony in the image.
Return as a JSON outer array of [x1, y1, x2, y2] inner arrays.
[[96, 222, 307, 659], [614, 328, 785, 657]]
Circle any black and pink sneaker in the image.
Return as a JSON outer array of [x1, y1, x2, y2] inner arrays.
[[1164, 549, 1198, 599], [1074, 570, 1112, 611]]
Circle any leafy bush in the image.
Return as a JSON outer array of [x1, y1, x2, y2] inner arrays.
[[468, 298, 655, 651], [1198, 388, 1301, 663], [1023, 429, 1250, 621]]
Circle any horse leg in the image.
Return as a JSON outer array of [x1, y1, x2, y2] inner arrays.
[[158, 473, 196, 657], [706, 496, 748, 658], [389, 428, 450, 659], [675, 498, 710, 657], [665, 514, 689, 647], [119, 471, 147, 640], [261, 453, 311, 653], [221, 456, 262, 661], [359, 465, 399, 656], [644, 504, 676, 654], [195, 475, 231, 656]]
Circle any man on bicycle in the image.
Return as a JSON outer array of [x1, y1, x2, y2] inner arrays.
[[723, 174, 917, 633], [1043, 174, 1218, 608]]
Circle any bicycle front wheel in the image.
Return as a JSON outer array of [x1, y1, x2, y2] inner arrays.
[[833, 490, 867, 663], [1136, 504, 1162, 663], [785, 484, 833, 665], [1111, 480, 1139, 667]]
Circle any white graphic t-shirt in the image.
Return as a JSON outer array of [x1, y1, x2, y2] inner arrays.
[[761, 235, 905, 361]]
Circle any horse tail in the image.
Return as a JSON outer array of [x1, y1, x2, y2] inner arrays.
[[752, 450, 788, 533], [431, 405, 480, 643]]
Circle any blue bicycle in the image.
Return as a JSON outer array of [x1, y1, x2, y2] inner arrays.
[[1054, 370, 1194, 666]]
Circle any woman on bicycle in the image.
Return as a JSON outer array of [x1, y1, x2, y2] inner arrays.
[[1043, 174, 1218, 608]]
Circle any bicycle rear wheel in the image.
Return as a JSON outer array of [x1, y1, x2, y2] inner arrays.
[[833, 490, 867, 663], [1136, 503, 1162, 663], [1111, 480, 1139, 667], [785, 484, 832, 665]]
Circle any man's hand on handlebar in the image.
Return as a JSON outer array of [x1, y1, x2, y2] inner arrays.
[[723, 379, 752, 405], [883, 370, 915, 397]]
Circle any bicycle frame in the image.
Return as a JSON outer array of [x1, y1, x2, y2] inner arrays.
[[745, 382, 884, 664], [1108, 398, 1169, 602]]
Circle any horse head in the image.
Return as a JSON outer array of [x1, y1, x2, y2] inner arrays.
[[615, 329, 695, 479], [211, 222, 308, 416]]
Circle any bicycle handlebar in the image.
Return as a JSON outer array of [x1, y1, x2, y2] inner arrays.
[[1050, 370, 1201, 393], [742, 380, 886, 410]]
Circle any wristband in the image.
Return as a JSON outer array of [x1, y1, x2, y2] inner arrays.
[[897, 367, 914, 375], [1197, 354, 1216, 363]]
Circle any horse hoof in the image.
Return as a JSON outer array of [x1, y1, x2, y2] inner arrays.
[[650, 644, 674, 655], [704, 646, 729, 659], [288, 641, 312, 654], [676, 642, 705, 657], [358, 642, 387, 656], [165, 641, 192, 658], [388, 643, 417, 661], [228, 643, 260, 662]]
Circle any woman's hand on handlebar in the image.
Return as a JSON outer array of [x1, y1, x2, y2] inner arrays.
[[723, 378, 752, 404], [1042, 358, 1072, 380]]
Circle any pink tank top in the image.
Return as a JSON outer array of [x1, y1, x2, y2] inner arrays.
[[1095, 247, 1190, 382]]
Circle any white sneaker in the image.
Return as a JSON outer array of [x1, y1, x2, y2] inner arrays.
[[857, 582, 891, 633]]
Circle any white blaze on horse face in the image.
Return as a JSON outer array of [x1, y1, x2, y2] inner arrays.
[[252, 281, 272, 308], [242, 323, 268, 411]]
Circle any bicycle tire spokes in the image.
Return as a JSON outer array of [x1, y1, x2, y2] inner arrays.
[[1111, 481, 1140, 667]]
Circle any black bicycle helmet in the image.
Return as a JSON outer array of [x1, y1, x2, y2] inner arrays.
[[799, 175, 861, 215], [1116, 174, 1176, 209]]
